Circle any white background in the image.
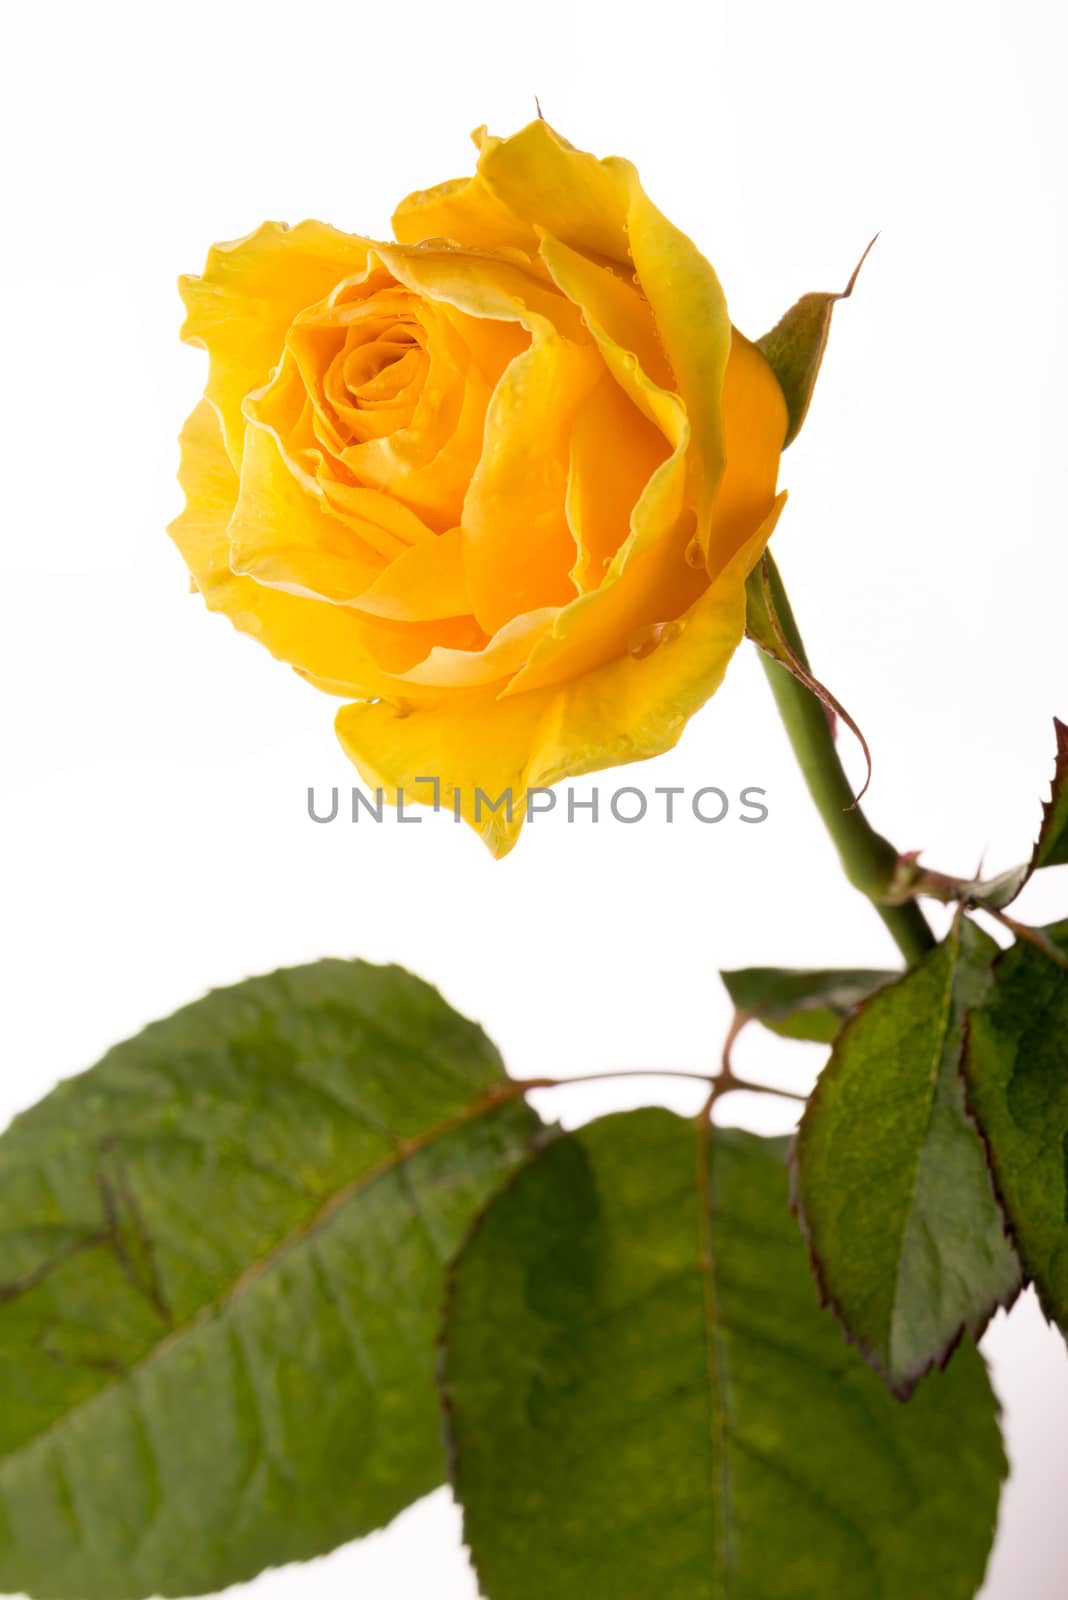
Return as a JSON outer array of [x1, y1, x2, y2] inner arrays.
[[3, 0, 1067, 1593]]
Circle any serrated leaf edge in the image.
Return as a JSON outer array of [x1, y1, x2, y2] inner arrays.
[[958, 945, 1068, 1336], [1033, 716, 1068, 873], [790, 927, 1022, 1400], [980, 716, 1068, 910]]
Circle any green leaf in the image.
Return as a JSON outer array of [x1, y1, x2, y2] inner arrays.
[[443, 1111, 1006, 1600], [756, 239, 875, 447], [0, 960, 538, 1600], [1034, 717, 1068, 870], [963, 921, 1068, 1337], [720, 964, 897, 1044], [793, 918, 1021, 1394]]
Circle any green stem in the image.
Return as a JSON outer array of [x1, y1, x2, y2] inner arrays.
[[757, 555, 936, 966]]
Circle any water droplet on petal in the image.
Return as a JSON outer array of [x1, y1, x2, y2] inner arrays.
[[684, 537, 707, 570], [628, 619, 686, 660]]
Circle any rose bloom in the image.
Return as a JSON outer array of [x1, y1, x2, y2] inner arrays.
[[171, 120, 787, 855]]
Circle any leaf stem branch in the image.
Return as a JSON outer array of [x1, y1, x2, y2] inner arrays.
[[515, 1069, 805, 1105], [985, 909, 1068, 969], [755, 553, 937, 966]]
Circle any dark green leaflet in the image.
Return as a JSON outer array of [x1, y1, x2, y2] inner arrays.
[[0, 960, 538, 1599], [443, 1109, 1006, 1600]]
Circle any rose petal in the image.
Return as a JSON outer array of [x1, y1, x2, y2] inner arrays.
[[335, 295, 508, 531], [335, 496, 786, 856], [624, 180, 731, 547], [477, 122, 732, 550], [168, 401, 399, 698], [392, 168, 539, 256], [371, 241, 587, 341], [461, 322, 603, 635], [501, 236, 699, 696], [391, 607, 557, 689], [476, 121, 633, 263], [179, 221, 369, 468], [353, 527, 472, 622], [227, 420, 385, 602], [501, 445, 694, 698], [565, 374, 670, 593], [704, 328, 788, 575], [538, 231, 686, 447]]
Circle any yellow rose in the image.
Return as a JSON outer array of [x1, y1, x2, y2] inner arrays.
[[170, 119, 787, 855]]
